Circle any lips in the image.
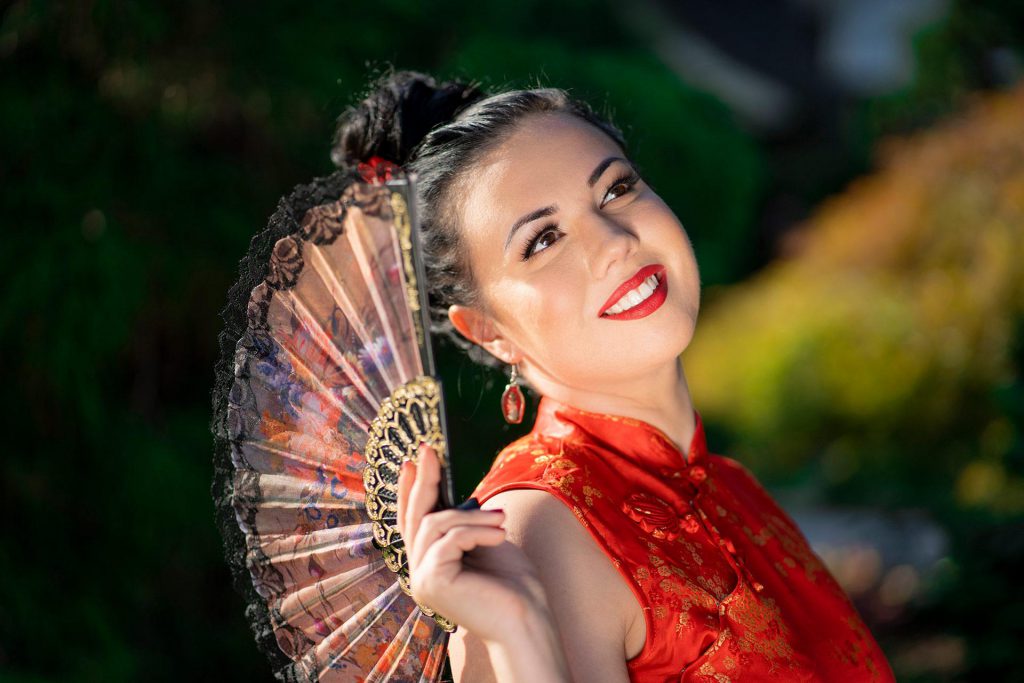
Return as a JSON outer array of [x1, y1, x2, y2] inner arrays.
[[599, 264, 668, 320]]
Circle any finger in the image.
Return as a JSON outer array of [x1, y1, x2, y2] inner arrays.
[[397, 459, 414, 540], [409, 508, 506, 571], [405, 443, 440, 554], [411, 525, 507, 601]]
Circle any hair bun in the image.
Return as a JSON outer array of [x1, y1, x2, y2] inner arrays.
[[331, 70, 486, 169]]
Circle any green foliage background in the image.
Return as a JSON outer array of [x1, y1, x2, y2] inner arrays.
[[2, 1, 1021, 681]]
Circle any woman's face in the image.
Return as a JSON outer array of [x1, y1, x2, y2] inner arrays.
[[450, 111, 701, 392]]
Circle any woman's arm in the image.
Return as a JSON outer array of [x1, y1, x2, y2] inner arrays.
[[449, 489, 639, 683], [478, 599, 573, 683], [397, 446, 573, 682]]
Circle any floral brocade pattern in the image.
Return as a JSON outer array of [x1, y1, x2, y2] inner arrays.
[[472, 396, 896, 682]]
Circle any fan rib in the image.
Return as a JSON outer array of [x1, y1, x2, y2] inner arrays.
[[382, 222, 424, 384], [277, 289, 381, 411], [363, 606, 432, 682], [418, 627, 449, 682], [296, 248, 394, 401], [277, 554, 391, 623], [275, 336, 373, 434], [235, 438, 363, 481], [315, 581, 407, 673], [341, 225, 410, 386], [262, 526, 376, 568]]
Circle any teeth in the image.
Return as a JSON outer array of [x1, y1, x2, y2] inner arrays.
[[605, 273, 660, 315]]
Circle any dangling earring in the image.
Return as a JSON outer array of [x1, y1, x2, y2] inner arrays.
[[501, 362, 525, 424]]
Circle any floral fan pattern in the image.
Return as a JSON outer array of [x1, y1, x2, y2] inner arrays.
[[218, 175, 451, 682]]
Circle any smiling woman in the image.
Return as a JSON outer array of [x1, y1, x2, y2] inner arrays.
[[441, 111, 700, 410], [330, 69, 896, 682]]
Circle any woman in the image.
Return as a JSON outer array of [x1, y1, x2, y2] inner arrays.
[[334, 70, 896, 681]]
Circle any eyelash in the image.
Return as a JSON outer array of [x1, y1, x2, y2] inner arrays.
[[519, 171, 642, 261]]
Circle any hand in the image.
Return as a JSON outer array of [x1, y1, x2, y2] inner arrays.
[[396, 444, 549, 645]]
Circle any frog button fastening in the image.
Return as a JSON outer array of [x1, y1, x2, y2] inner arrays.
[[622, 492, 684, 542]]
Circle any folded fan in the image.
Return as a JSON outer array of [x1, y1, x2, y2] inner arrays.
[[211, 170, 457, 682]]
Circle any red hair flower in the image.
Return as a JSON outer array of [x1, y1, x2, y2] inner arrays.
[[357, 155, 401, 185]]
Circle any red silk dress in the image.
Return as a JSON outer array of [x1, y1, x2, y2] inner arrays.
[[471, 395, 896, 682]]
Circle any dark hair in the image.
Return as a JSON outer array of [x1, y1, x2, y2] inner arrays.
[[208, 75, 627, 665], [331, 68, 628, 370]]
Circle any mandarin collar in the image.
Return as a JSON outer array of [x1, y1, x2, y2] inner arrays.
[[531, 394, 709, 473]]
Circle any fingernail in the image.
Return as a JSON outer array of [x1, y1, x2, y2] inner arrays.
[[456, 496, 480, 510]]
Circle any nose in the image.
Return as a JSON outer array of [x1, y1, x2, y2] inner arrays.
[[584, 211, 639, 281]]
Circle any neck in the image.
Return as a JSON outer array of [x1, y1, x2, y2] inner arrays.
[[524, 357, 696, 455]]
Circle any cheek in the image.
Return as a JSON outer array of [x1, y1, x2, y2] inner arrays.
[[493, 271, 586, 347], [647, 198, 690, 250], [646, 203, 698, 295]]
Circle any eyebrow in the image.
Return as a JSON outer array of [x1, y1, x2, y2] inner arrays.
[[503, 155, 630, 253]]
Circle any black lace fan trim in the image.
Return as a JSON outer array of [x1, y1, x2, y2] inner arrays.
[[209, 168, 359, 682]]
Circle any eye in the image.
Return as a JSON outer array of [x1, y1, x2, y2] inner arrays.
[[601, 171, 641, 208], [520, 223, 563, 261]]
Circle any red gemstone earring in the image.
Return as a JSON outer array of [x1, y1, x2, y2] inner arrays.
[[501, 363, 525, 424]]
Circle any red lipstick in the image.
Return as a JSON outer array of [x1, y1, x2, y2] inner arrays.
[[599, 264, 668, 320]]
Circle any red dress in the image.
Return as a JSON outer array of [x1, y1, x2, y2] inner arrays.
[[471, 395, 896, 682]]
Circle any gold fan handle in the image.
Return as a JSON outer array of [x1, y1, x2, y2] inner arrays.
[[363, 375, 457, 632]]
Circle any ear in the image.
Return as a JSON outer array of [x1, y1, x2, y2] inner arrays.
[[448, 304, 519, 364]]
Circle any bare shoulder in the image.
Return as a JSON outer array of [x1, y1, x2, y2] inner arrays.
[[483, 488, 581, 547], [449, 488, 644, 683]]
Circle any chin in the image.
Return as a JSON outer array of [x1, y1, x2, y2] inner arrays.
[[604, 323, 693, 377], [650, 321, 695, 366]]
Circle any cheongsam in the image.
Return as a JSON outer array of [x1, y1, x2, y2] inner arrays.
[[471, 395, 896, 682]]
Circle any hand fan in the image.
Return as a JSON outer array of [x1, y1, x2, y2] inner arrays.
[[210, 167, 457, 682]]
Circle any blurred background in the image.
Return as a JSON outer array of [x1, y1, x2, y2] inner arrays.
[[3, 0, 1023, 680]]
